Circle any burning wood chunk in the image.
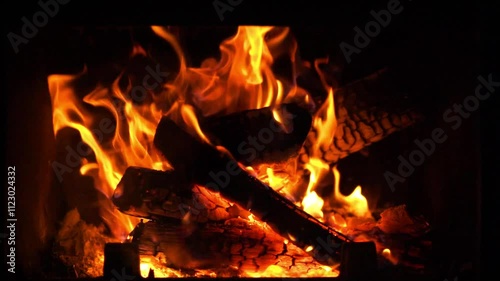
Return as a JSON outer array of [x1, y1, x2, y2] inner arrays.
[[135, 219, 339, 277], [200, 103, 313, 166], [300, 68, 424, 167], [112, 166, 243, 222], [153, 116, 350, 266], [377, 205, 430, 236]]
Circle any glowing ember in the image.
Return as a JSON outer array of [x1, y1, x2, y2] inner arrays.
[[382, 248, 399, 265]]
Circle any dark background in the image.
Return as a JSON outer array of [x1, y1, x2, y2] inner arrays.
[[3, 0, 498, 280]]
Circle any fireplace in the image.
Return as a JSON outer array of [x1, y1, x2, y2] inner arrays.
[[5, 1, 491, 280]]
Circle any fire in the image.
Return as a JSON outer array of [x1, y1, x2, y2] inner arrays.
[[151, 26, 299, 120], [302, 158, 329, 220], [49, 25, 378, 277], [332, 166, 372, 219], [48, 70, 169, 238], [296, 69, 371, 224], [245, 264, 338, 278]]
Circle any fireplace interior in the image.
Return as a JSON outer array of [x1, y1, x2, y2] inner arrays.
[[5, 1, 492, 281]]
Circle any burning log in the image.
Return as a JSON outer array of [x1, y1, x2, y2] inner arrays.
[[199, 68, 422, 168], [201, 103, 313, 166], [299, 109, 421, 165], [134, 219, 333, 274], [112, 172, 337, 275], [112, 166, 247, 223], [300, 68, 423, 166], [153, 116, 351, 266]]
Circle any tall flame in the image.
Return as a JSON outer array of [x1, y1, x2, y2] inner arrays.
[[49, 66, 170, 237], [300, 76, 336, 221], [299, 58, 371, 223]]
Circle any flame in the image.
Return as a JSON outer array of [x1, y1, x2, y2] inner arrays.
[[332, 166, 371, 218], [140, 256, 171, 278], [154, 26, 303, 119], [297, 57, 371, 225], [180, 103, 212, 144], [312, 87, 337, 154], [299, 81, 336, 222], [266, 167, 286, 189], [48, 70, 170, 238]]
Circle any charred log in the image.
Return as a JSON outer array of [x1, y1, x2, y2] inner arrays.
[[112, 166, 247, 223], [201, 103, 312, 166], [135, 219, 332, 273], [299, 109, 421, 166], [300, 68, 423, 167], [153, 117, 350, 265]]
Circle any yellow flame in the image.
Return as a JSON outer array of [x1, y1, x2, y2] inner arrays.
[[328, 212, 347, 228], [299, 85, 336, 222], [313, 88, 336, 153], [180, 104, 212, 144], [302, 191, 324, 221], [140, 256, 176, 278], [332, 166, 371, 218], [266, 167, 287, 189], [245, 264, 338, 278]]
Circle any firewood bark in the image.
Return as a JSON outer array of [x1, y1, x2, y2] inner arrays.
[[153, 117, 350, 266], [135, 219, 337, 275], [200, 68, 423, 168], [114, 173, 338, 274], [299, 109, 421, 166], [112, 166, 248, 223], [300, 68, 423, 167]]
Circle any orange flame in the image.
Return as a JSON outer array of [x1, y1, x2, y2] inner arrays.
[[49, 69, 169, 237], [332, 166, 371, 218], [299, 72, 337, 222]]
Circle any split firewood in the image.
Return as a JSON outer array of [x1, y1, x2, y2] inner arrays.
[[135, 219, 338, 275], [112, 168, 339, 275], [153, 117, 351, 266], [200, 103, 312, 166], [299, 68, 423, 167], [112, 166, 249, 223]]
